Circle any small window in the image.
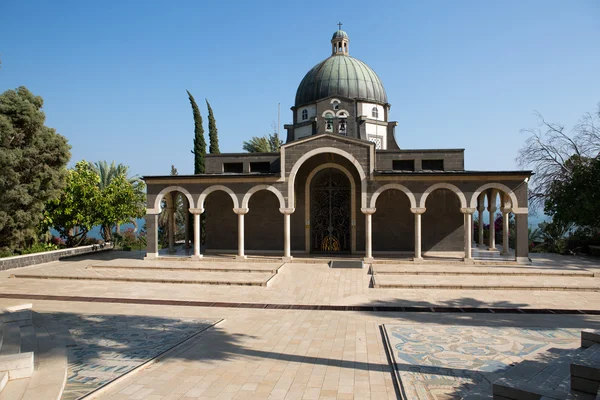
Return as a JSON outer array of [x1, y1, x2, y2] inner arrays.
[[372, 107, 379, 119], [422, 159, 444, 171], [250, 162, 270, 173], [368, 136, 382, 149], [324, 113, 334, 132], [223, 162, 243, 173], [332, 102, 340, 110], [301, 109, 308, 121], [393, 160, 414, 171]]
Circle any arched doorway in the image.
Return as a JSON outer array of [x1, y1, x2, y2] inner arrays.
[[310, 168, 351, 253]]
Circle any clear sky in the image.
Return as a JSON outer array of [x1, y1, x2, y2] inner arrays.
[[1, 1, 599, 177]]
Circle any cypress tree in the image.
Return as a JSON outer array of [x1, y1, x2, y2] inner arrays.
[[187, 90, 206, 174], [206, 99, 220, 154]]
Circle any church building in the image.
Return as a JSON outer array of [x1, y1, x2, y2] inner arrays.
[[143, 28, 532, 264]]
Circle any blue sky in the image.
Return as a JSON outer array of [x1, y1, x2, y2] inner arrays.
[[1, 1, 599, 177]]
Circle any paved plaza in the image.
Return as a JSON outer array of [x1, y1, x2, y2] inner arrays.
[[1, 251, 600, 399]]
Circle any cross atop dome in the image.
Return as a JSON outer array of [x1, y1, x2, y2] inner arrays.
[[331, 24, 349, 56]]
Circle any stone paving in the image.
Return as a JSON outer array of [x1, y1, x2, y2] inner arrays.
[[52, 313, 219, 400], [383, 324, 581, 399], [0, 251, 599, 399]]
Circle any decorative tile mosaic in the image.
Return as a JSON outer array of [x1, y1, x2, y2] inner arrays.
[[383, 324, 580, 399], [50, 313, 219, 400]]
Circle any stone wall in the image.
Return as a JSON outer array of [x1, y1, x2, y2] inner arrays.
[[0, 243, 113, 271]]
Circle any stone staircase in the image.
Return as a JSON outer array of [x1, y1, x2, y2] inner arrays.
[[481, 330, 600, 399], [0, 304, 69, 400]]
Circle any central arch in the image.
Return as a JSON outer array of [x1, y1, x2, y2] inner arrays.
[[305, 163, 357, 253], [287, 147, 367, 209]]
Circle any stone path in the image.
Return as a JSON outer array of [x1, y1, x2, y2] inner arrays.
[[0, 251, 600, 399]]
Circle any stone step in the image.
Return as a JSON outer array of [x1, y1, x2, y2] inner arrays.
[[93, 259, 283, 273], [371, 274, 600, 291], [372, 265, 594, 277], [0, 304, 32, 327], [329, 260, 363, 269], [571, 344, 600, 395], [0, 372, 7, 394], [582, 330, 600, 348], [0, 353, 34, 380], [11, 270, 276, 286]]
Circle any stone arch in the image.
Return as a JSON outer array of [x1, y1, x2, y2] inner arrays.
[[419, 183, 467, 209], [469, 183, 519, 209], [288, 147, 367, 209], [304, 163, 357, 253], [370, 184, 417, 209], [153, 186, 194, 212], [242, 185, 286, 209], [197, 185, 239, 209]]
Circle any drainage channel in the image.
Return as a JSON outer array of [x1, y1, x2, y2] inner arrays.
[[0, 293, 599, 315]]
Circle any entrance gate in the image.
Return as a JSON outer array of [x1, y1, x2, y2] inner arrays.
[[310, 168, 351, 253]]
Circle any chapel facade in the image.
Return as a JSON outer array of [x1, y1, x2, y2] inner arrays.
[[143, 29, 532, 263]]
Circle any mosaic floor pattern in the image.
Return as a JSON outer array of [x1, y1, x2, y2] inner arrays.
[[50, 313, 220, 400], [383, 324, 580, 399]]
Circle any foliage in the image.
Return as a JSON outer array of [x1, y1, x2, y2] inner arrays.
[[243, 132, 283, 153], [44, 161, 146, 247], [43, 161, 101, 247], [517, 103, 600, 210], [0, 87, 71, 252], [113, 228, 146, 251], [21, 242, 59, 255], [187, 90, 206, 174], [544, 155, 600, 232], [88, 160, 145, 242], [206, 99, 220, 154], [531, 220, 572, 254]]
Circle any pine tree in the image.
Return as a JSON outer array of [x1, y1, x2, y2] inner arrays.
[[206, 99, 220, 154], [187, 90, 206, 174]]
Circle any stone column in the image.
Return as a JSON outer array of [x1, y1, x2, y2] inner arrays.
[[501, 208, 511, 255], [514, 212, 530, 264], [144, 212, 159, 260], [190, 208, 204, 260], [477, 205, 485, 248], [461, 208, 476, 262], [361, 208, 376, 263], [488, 205, 497, 250], [167, 205, 175, 254], [233, 208, 249, 260], [184, 210, 190, 249], [280, 208, 295, 262], [410, 207, 426, 261]]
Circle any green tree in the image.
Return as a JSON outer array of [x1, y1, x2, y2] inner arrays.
[[96, 173, 146, 244], [243, 132, 283, 153], [0, 87, 71, 252], [187, 90, 206, 174], [88, 160, 144, 241], [545, 155, 600, 231], [43, 161, 100, 247], [206, 99, 220, 154]]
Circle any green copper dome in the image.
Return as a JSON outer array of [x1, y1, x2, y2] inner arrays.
[[331, 29, 349, 40], [294, 55, 388, 107]]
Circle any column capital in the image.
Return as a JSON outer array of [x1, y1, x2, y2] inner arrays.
[[410, 207, 426, 214], [189, 208, 204, 215], [233, 208, 249, 215], [500, 207, 512, 214], [477, 206, 485, 213], [460, 207, 476, 214], [146, 209, 161, 215], [361, 207, 376, 215], [487, 206, 497, 213], [279, 208, 295, 215]]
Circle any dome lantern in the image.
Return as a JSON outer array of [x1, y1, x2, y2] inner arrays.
[[331, 22, 349, 56]]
